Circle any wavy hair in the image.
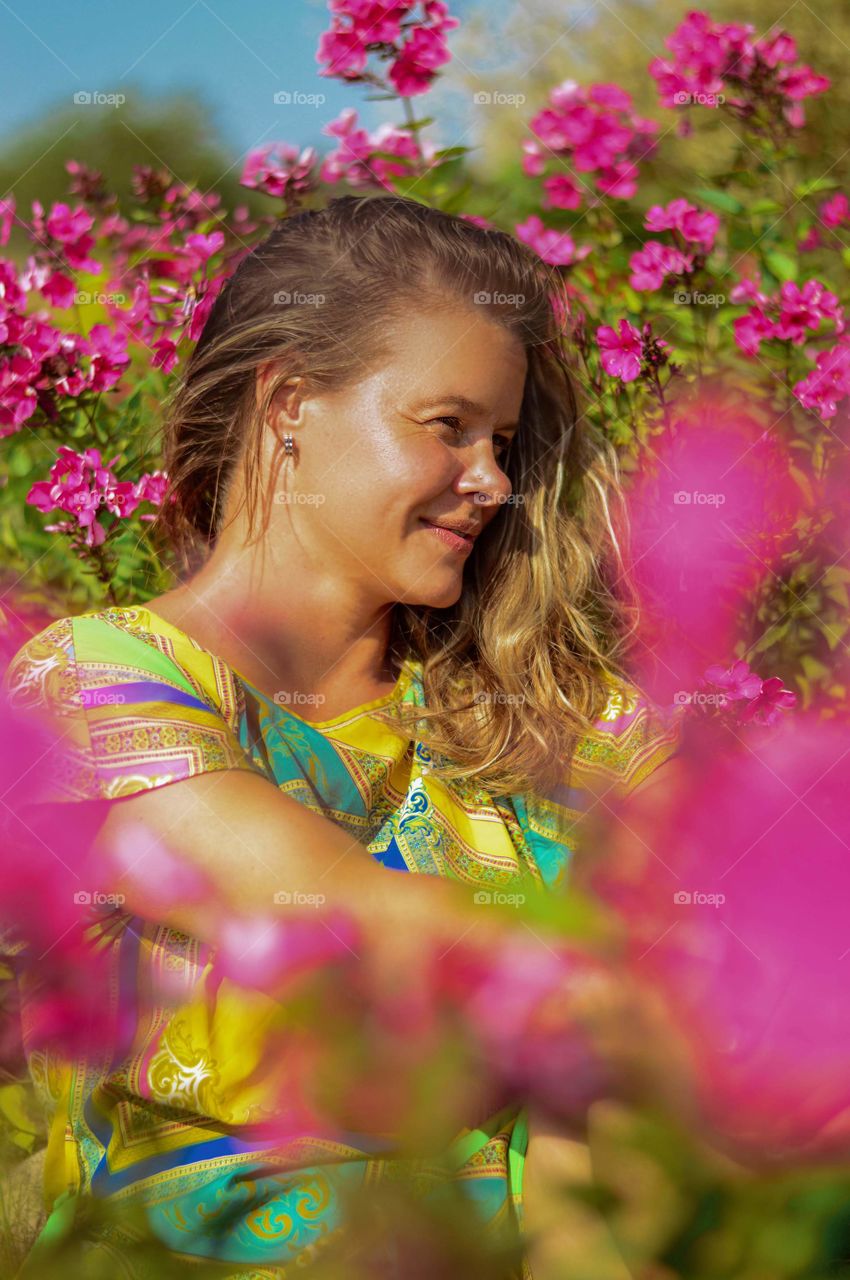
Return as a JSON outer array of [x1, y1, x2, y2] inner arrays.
[[154, 194, 639, 798]]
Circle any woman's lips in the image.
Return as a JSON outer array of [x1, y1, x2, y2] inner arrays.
[[419, 519, 475, 553]]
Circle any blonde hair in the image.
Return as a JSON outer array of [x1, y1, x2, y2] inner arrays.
[[155, 194, 639, 797]]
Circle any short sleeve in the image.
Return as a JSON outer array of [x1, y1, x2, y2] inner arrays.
[[568, 679, 686, 801], [2, 612, 262, 805]]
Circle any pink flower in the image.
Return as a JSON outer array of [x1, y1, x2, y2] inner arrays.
[[514, 214, 591, 267], [820, 193, 849, 228], [542, 173, 584, 210], [628, 240, 693, 291], [644, 197, 720, 250], [596, 318, 643, 382], [0, 195, 15, 247], [152, 336, 179, 374], [26, 447, 166, 547], [526, 78, 659, 209], [733, 306, 776, 356], [651, 10, 829, 132], [240, 143, 318, 201], [389, 23, 451, 96], [793, 341, 850, 421], [317, 0, 458, 97], [701, 659, 764, 702], [738, 675, 797, 726], [320, 108, 432, 189]]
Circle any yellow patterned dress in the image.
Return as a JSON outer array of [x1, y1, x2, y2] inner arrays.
[[2, 606, 683, 1277]]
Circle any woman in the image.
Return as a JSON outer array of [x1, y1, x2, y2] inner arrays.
[[4, 195, 683, 1277]]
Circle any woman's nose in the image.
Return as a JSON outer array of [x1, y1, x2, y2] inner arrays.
[[455, 447, 513, 506]]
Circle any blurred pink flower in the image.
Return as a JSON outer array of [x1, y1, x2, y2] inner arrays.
[[240, 143, 318, 201], [629, 239, 694, 291], [820, 193, 849, 228], [793, 340, 850, 421], [597, 318, 643, 382], [644, 197, 720, 250], [514, 214, 592, 266]]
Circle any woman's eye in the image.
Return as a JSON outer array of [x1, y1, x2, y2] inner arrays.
[[431, 416, 464, 433]]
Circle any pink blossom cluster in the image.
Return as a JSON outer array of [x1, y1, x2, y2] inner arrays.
[[240, 143, 319, 203], [27, 446, 167, 548], [316, 0, 458, 97], [698, 658, 797, 726], [792, 341, 850, 422], [731, 276, 845, 357], [799, 192, 849, 252], [320, 107, 436, 189], [57, 161, 237, 374], [1, 257, 130, 434], [627, 199, 719, 292], [523, 81, 660, 207], [644, 197, 720, 251], [650, 10, 830, 130], [596, 317, 669, 382], [514, 214, 591, 268]]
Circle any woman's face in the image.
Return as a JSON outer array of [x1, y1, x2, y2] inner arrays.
[[262, 305, 528, 608]]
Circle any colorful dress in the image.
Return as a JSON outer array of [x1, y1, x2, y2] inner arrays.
[[2, 605, 684, 1277]]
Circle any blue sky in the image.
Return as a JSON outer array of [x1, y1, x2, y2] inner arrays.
[[0, 0, 491, 156]]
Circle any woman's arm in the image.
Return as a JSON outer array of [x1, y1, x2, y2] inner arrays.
[[89, 767, 500, 989]]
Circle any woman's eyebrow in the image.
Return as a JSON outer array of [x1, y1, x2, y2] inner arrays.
[[412, 394, 520, 429]]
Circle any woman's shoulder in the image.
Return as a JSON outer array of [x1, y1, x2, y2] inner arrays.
[[4, 604, 243, 725], [568, 674, 686, 800]]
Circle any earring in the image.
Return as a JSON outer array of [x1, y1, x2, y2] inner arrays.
[[283, 432, 295, 456]]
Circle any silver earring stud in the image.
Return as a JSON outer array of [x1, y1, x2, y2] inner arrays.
[[283, 432, 294, 456]]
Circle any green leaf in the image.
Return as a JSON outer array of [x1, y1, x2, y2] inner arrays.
[[748, 199, 781, 215], [693, 187, 744, 214], [764, 250, 798, 282]]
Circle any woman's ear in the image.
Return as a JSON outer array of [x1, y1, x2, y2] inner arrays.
[[256, 363, 306, 440]]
